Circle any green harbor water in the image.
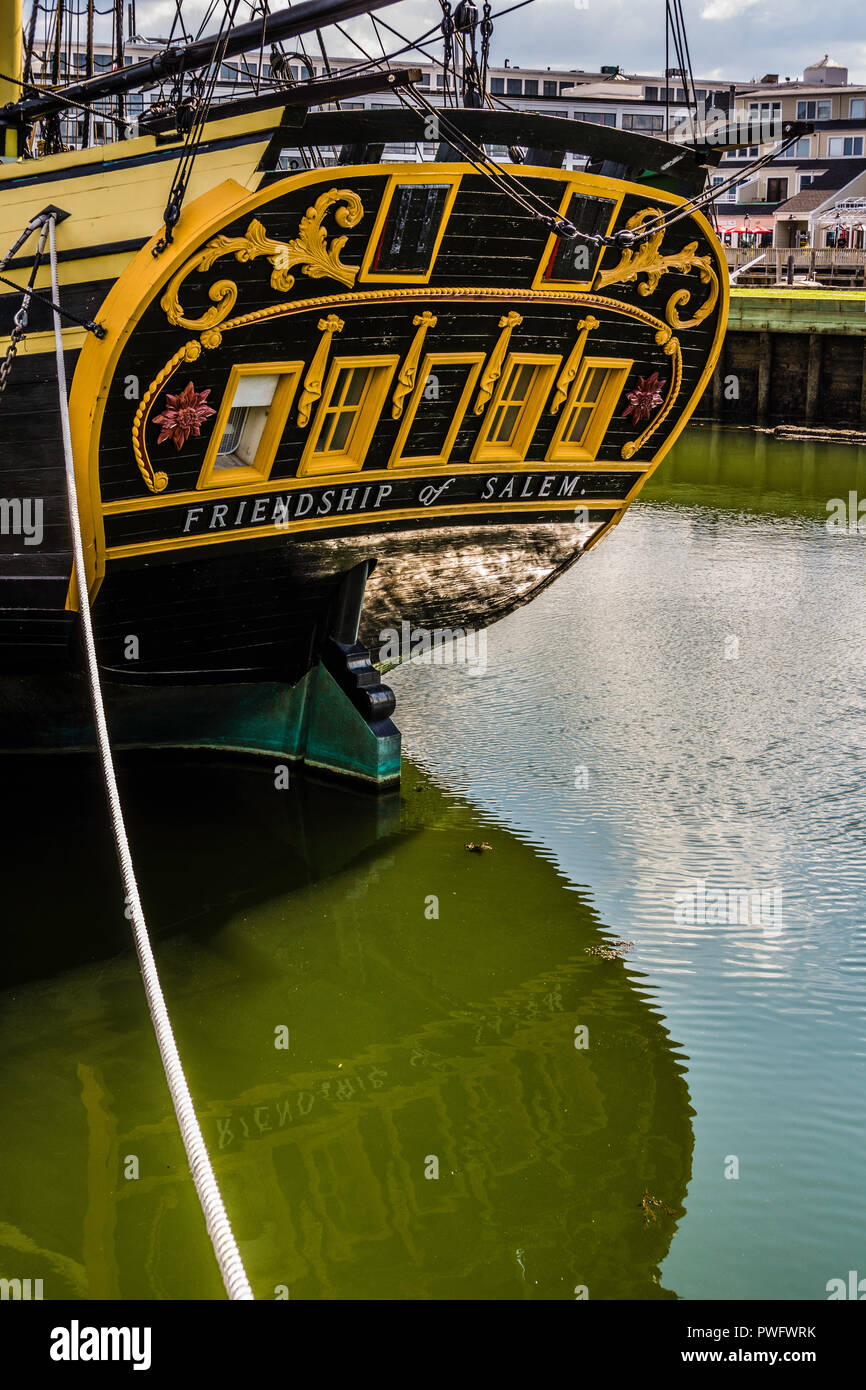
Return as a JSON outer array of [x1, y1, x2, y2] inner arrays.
[[1, 424, 865, 1300]]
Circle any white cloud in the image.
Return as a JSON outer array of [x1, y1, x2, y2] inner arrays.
[[700, 0, 760, 19]]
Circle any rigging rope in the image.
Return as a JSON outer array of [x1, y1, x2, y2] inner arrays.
[[45, 211, 254, 1302], [152, 0, 242, 254]]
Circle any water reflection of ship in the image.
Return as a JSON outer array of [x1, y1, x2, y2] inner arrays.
[[0, 761, 693, 1300]]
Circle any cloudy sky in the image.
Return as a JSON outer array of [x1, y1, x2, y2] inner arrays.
[[125, 1, 866, 84]]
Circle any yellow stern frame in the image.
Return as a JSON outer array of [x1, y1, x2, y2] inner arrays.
[[67, 162, 730, 609]]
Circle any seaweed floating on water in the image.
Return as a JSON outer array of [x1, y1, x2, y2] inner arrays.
[[640, 1188, 677, 1225], [585, 940, 634, 960]]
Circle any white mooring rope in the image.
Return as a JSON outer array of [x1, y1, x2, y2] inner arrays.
[[48, 215, 254, 1301]]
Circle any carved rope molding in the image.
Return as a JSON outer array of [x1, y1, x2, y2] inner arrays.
[[159, 189, 365, 347], [595, 207, 719, 331]]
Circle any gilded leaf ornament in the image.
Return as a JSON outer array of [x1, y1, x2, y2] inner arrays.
[[160, 189, 364, 343], [595, 208, 719, 330]]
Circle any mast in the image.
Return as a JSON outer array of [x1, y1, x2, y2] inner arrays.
[[113, 0, 125, 129], [82, 0, 95, 147], [0, 0, 23, 156], [51, 0, 66, 86]]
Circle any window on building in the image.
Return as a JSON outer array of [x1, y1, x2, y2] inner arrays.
[[547, 359, 633, 462], [622, 113, 664, 133], [574, 110, 616, 126], [300, 358, 397, 476], [797, 99, 832, 120], [799, 174, 815, 190], [417, 72, 430, 86], [828, 135, 863, 156], [711, 175, 725, 187], [560, 81, 573, 93], [490, 76, 504, 94], [850, 98, 866, 120], [644, 86, 659, 101], [389, 353, 485, 468], [748, 100, 781, 119], [199, 364, 303, 488], [766, 177, 788, 202], [792, 137, 811, 157], [524, 79, 538, 96], [506, 78, 522, 95], [472, 356, 560, 464], [543, 80, 557, 97]]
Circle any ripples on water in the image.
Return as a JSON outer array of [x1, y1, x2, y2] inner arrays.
[[392, 429, 866, 1299]]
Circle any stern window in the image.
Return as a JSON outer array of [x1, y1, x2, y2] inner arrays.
[[198, 363, 302, 489], [361, 176, 460, 282], [546, 358, 633, 463], [299, 356, 398, 476], [471, 354, 561, 464]]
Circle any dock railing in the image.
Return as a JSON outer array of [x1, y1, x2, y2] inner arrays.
[[724, 247, 866, 286]]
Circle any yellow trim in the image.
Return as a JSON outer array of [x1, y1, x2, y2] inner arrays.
[[470, 353, 561, 465], [297, 354, 399, 477], [388, 351, 485, 469], [532, 183, 623, 292], [358, 172, 461, 285], [105, 498, 626, 562], [0, 326, 87, 356], [546, 357, 633, 463], [196, 361, 304, 490], [67, 178, 257, 606]]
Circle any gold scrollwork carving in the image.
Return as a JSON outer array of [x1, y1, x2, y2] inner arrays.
[[550, 315, 600, 415], [474, 311, 523, 414], [392, 311, 438, 419], [620, 328, 683, 461], [595, 208, 719, 331], [297, 314, 345, 428], [132, 340, 202, 494], [160, 189, 364, 345]]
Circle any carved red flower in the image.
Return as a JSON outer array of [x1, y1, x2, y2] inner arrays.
[[152, 381, 216, 450], [622, 371, 666, 424]]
